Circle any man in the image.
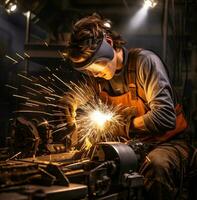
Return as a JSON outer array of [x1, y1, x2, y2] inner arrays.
[[65, 13, 191, 199]]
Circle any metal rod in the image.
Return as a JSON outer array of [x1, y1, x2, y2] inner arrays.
[[24, 11, 31, 74], [162, 0, 169, 61]]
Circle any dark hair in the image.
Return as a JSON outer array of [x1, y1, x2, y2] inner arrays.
[[68, 13, 126, 63]]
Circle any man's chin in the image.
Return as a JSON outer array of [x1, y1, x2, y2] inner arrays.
[[103, 75, 113, 80], [103, 77, 112, 80]]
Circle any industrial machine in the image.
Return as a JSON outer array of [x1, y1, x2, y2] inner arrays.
[[0, 141, 144, 200], [1, 116, 145, 199]]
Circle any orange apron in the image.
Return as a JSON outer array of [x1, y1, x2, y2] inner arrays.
[[99, 90, 188, 143]]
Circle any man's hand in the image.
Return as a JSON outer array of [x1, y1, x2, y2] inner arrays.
[[121, 106, 137, 123], [115, 106, 137, 138], [57, 93, 79, 147], [59, 93, 77, 128]]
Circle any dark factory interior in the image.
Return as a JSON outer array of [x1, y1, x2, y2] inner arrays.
[[0, 0, 197, 199]]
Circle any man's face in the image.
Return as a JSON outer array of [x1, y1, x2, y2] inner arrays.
[[72, 37, 116, 80], [82, 52, 117, 80]]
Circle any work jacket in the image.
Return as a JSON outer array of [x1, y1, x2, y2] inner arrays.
[[98, 48, 187, 143]]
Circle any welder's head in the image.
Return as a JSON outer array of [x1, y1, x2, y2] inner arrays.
[[67, 13, 126, 80]]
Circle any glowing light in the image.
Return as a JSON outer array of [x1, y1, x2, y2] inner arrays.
[[6, 3, 17, 13], [103, 20, 111, 28], [10, 4, 17, 11], [144, 0, 157, 8], [89, 110, 113, 129]]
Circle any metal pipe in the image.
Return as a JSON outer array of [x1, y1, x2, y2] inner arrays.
[[24, 11, 31, 74], [162, 0, 169, 62]]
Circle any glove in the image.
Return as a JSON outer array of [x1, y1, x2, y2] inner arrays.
[[58, 92, 78, 142], [58, 93, 79, 148], [59, 93, 77, 126], [114, 106, 137, 139]]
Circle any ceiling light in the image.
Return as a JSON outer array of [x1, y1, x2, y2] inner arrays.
[[4, 0, 18, 13], [144, 0, 157, 8], [103, 20, 112, 29], [9, 3, 17, 12]]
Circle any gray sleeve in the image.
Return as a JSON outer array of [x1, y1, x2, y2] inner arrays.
[[136, 50, 176, 134]]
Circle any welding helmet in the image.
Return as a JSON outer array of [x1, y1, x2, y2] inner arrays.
[[72, 37, 114, 71]]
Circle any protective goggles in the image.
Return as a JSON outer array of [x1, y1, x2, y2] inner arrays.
[[73, 37, 114, 71]]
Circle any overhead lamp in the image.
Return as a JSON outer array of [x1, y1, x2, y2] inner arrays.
[[4, 0, 18, 13], [144, 0, 157, 8], [8, 3, 17, 12], [103, 20, 112, 29]]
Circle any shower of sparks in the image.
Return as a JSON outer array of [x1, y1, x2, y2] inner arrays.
[[8, 66, 128, 157], [8, 71, 69, 137], [76, 98, 126, 151], [62, 81, 127, 152]]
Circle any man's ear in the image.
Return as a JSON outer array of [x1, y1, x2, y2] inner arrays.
[[105, 36, 113, 47]]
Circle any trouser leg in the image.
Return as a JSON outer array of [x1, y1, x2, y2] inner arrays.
[[139, 140, 190, 200]]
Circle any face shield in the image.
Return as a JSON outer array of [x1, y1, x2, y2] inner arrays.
[[72, 37, 114, 71]]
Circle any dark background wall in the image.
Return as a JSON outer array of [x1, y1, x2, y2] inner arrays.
[[0, 10, 26, 145]]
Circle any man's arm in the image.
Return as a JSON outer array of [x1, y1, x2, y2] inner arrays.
[[132, 50, 176, 134]]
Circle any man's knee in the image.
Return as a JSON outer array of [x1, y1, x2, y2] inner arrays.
[[146, 149, 171, 174]]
